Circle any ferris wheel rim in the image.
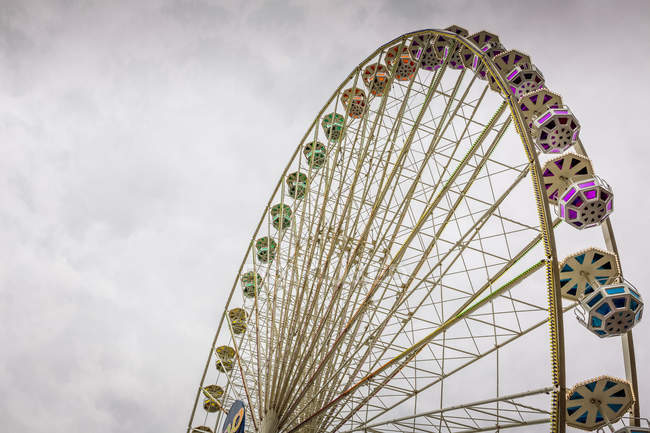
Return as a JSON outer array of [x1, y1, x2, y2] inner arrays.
[[186, 27, 639, 433]]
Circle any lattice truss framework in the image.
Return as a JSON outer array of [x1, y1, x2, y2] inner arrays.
[[188, 30, 576, 433]]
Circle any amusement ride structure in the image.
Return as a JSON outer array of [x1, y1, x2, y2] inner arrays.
[[186, 27, 646, 433]]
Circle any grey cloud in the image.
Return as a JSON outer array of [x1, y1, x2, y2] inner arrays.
[[0, 1, 648, 432]]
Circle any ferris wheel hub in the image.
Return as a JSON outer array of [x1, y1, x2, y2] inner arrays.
[[260, 410, 279, 433]]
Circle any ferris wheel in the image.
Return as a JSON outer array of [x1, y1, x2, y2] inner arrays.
[[186, 27, 646, 433]]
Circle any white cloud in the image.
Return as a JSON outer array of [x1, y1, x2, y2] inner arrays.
[[1, 1, 648, 432]]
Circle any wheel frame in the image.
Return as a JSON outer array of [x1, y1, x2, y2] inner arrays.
[[186, 28, 639, 433]]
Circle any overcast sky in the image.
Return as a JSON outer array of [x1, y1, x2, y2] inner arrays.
[[1, 1, 649, 432]]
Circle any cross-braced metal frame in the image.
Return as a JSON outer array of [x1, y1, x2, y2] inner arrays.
[[186, 29, 640, 433]]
